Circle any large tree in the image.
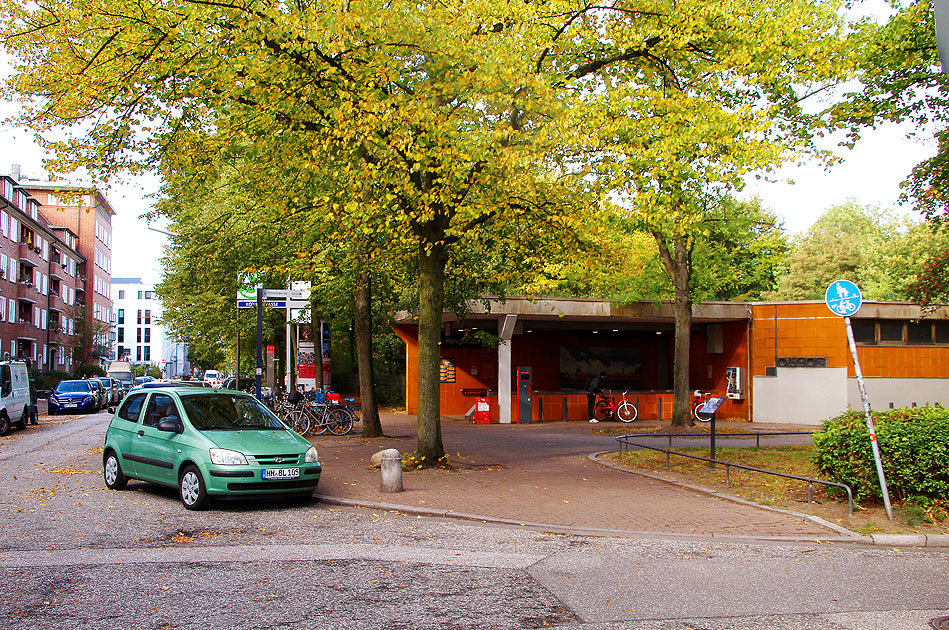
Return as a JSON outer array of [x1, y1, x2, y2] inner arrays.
[[2, 0, 852, 446], [575, 0, 851, 427]]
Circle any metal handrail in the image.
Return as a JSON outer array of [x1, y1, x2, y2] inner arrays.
[[628, 430, 815, 448], [616, 434, 853, 516]]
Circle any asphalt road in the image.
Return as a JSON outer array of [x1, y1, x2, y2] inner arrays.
[[0, 412, 946, 630]]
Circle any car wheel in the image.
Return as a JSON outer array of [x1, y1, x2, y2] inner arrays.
[[103, 451, 128, 490], [15, 409, 27, 431], [0, 414, 8, 436], [179, 465, 209, 510]]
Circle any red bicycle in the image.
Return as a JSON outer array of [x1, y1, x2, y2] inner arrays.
[[692, 390, 715, 422], [594, 390, 639, 423]]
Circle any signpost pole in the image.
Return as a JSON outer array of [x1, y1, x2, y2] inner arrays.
[[825, 279, 893, 520], [844, 315, 894, 520], [256, 286, 263, 400], [710, 411, 716, 465]]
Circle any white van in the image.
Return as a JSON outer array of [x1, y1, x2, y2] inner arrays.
[[0, 361, 31, 435], [203, 370, 223, 388]]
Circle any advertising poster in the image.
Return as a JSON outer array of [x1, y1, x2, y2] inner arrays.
[[320, 321, 331, 390]]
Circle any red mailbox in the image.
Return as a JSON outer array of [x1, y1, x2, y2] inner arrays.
[[474, 397, 491, 424]]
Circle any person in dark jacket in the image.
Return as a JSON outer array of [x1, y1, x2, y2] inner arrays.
[[586, 371, 606, 423]]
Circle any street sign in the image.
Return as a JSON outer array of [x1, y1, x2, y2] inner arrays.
[[237, 299, 287, 309], [825, 279, 862, 317], [237, 272, 264, 301], [827, 278, 893, 520], [263, 288, 309, 300]]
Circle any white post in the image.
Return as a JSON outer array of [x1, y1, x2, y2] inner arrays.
[[498, 314, 517, 424], [844, 316, 893, 520]]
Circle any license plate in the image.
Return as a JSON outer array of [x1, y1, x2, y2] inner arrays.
[[64, 403, 77, 408], [262, 468, 300, 480]]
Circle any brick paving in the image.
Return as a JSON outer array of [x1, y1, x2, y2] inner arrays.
[[312, 412, 840, 539]]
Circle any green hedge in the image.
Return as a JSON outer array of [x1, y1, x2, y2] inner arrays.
[[30, 369, 71, 392], [813, 407, 949, 504], [74, 364, 106, 378]]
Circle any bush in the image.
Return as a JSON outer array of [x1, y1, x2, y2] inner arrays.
[[813, 407, 949, 503], [74, 364, 106, 378], [30, 369, 71, 392]]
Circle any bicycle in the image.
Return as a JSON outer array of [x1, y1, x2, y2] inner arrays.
[[692, 390, 714, 422], [302, 400, 353, 436], [594, 390, 638, 423]]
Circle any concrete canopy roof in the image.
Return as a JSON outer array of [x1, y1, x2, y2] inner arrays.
[[394, 297, 752, 330], [393, 297, 949, 330]]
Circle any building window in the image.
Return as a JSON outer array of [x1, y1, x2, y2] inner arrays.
[[137, 328, 142, 343], [143, 346, 150, 362], [118, 290, 124, 299], [144, 328, 151, 343], [117, 328, 124, 343], [137, 290, 143, 299], [936, 322, 949, 344], [137, 309, 142, 324], [117, 309, 124, 325], [908, 321, 933, 345], [136, 346, 141, 361], [880, 321, 904, 343], [851, 319, 876, 344]]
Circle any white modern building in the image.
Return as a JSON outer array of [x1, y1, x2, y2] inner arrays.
[[111, 278, 188, 378]]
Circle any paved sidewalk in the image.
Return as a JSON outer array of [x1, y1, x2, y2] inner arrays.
[[312, 412, 848, 541]]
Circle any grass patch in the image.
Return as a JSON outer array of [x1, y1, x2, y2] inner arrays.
[[610, 445, 949, 536]]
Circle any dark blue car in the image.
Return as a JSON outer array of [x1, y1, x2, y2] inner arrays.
[[48, 380, 100, 415]]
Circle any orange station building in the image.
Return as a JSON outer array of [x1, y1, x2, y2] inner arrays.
[[394, 297, 949, 425]]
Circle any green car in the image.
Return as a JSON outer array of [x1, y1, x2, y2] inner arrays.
[[103, 388, 321, 510]]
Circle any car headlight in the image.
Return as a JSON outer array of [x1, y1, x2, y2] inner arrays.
[[49, 396, 58, 404], [305, 446, 319, 463], [209, 448, 248, 465], [84, 395, 94, 402]]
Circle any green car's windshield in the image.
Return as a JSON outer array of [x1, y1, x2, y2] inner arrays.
[[180, 393, 285, 430]]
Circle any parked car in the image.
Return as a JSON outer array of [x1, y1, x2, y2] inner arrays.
[[134, 376, 156, 386], [102, 388, 321, 510], [221, 377, 256, 393], [48, 380, 100, 415], [87, 378, 106, 410], [92, 377, 121, 406], [0, 360, 31, 435]]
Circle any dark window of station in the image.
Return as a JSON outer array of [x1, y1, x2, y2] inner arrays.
[[879, 320, 904, 342], [907, 321, 933, 344], [936, 322, 949, 344], [851, 319, 876, 343]]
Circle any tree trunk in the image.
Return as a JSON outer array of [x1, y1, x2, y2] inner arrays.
[[354, 269, 383, 437], [416, 243, 447, 463], [653, 230, 693, 428]]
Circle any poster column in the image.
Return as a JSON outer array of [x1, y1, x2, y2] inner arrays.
[[296, 323, 317, 392], [320, 320, 332, 391]]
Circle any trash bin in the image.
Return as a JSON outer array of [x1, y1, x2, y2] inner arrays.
[[474, 397, 491, 424]]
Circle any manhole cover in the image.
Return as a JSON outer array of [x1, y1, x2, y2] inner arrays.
[[931, 617, 949, 630]]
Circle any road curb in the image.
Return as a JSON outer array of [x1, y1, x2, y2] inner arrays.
[[312, 494, 863, 543], [590, 450, 947, 548]]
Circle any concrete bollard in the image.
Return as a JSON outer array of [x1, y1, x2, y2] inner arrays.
[[380, 448, 403, 493]]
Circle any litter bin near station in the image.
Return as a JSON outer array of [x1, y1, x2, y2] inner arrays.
[[474, 397, 491, 424]]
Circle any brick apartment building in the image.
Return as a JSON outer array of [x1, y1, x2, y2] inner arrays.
[[0, 173, 87, 371], [14, 167, 115, 367]]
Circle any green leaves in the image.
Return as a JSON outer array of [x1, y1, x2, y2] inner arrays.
[[814, 407, 949, 503]]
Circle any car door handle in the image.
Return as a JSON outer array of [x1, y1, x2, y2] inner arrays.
[[138, 430, 144, 437]]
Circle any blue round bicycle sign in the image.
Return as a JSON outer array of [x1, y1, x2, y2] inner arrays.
[[825, 279, 862, 317]]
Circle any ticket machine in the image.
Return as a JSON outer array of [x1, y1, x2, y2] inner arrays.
[[517, 366, 532, 424]]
